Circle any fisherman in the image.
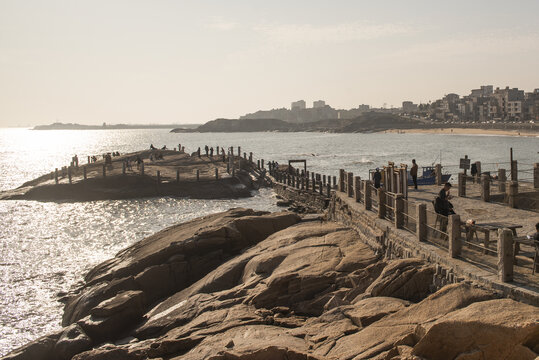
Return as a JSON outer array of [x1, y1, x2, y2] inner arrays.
[[373, 168, 382, 189], [411, 159, 418, 190]]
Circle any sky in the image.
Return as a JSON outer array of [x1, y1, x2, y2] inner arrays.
[[1, 0, 539, 126]]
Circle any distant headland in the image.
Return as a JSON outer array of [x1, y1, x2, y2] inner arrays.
[[33, 122, 200, 130]]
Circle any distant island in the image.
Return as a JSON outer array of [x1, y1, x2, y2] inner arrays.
[[33, 122, 200, 130]]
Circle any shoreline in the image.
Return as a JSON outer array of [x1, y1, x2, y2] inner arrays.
[[383, 127, 539, 137]]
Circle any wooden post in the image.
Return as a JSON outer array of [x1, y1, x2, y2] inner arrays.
[[498, 169, 506, 193], [249, 152, 253, 163], [257, 160, 260, 169], [319, 181, 323, 195], [176, 169, 180, 183], [196, 169, 200, 181], [364, 180, 372, 210], [448, 214, 461, 258], [481, 174, 490, 202], [377, 188, 385, 219], [339, 169, 345, 192], [534, 163, 539, 189], [417, 203, 426, 242], [395, 194, 404, 229], [458, 172, 466, 197], [354, 176, 361, 202], [507, 181, 518, 208], [497, 228, 514, 282], [475, 161, 482, 183], [102, 165, 106, 177], [435, 163, 442, 185], [87, 156, 90, 164], [68, 167, 72, 184], [122, 162, 126, 175], [83, 167, 87, 180], [347, 172, 354, 198], [215, 168, 218, 179], [261, 159, 264, 169], [157, 171, 161, 184]]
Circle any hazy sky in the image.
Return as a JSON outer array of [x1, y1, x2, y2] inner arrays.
[[1, 0, 539, 126]]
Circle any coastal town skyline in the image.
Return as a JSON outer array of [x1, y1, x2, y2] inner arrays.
[[1, 0, 539, 127]]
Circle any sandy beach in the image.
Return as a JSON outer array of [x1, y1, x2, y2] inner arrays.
[[384, 127, 539, 137]]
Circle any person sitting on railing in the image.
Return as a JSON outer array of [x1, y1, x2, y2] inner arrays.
[[435, 182, 455, 216]]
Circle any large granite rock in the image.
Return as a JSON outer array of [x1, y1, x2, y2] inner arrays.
[[4, 210, 539, 360]]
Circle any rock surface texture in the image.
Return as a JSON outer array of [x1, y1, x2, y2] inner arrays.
[[3, 209, 538, 360]]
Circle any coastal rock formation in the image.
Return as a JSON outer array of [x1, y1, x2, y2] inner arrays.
[[3, 209, 538, 360]]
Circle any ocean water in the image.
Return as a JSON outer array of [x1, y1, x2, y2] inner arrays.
[[0, 128, 537, 355]]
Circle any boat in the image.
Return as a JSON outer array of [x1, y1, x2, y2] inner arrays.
[[408, 166, 451, 186]]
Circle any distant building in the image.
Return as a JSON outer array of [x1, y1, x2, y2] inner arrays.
[[291, 100, 306, 110], [313, 100, 325, 108], [402, 101, 418, 113], [358, 104, 370, 112]]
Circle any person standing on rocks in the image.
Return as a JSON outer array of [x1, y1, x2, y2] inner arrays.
[[373, 168, 382, 189], [205, 145, 209, 156], [411, 159, 418, 190]]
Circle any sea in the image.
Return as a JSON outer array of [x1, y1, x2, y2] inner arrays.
[[0, 127, 537, 355]]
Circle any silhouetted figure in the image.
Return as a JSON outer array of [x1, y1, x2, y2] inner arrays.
[[150, 144, 156, 150], [210, 147, 214, 157], [373, 168, 382, 189], [161, 145, 167, 150], [411, 159, 418, 189], [197, 147, 201, 157], [205, 145, 209, 156]]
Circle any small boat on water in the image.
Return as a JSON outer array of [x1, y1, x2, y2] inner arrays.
[[408, 166, 451, 186]]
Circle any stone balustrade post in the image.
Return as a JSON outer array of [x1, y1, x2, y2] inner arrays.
[[448, 214, 461, 258], [347, 172, 354, 198], [497, 229, 514, 282], [354, 176, 361, 202], [395, 194, 404, 229], [364, 180, 372, 210], [377, 188, 386, 219], [339, 169, 345, 192], [458, 173, 466, 197], [481, 174, 490, 202], [511, 160, 518, 182], [417, 203, 426, 242], [507, 181, 518, 208], [435, 163, 442, 185], [498, 169, 506, 193]]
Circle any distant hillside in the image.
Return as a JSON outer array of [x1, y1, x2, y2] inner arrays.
[[171, 113, 422, 133], [171, 118, 296, 132]]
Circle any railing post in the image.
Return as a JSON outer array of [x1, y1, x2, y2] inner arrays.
[[177, 169, 180, 183], [354, 176, 361, 202], [327, 183, 331, 197], [417, 203, 426, 242], [507, 181, 518, 208], [323, 175, 326, 185], [157, 170, 161, 184], [448, 214, 461, 258], [196, 169, 200, 181], [458, 172, 466, 197], [339, 169, 345, 192], [257, 160, 260, 169], [68, 167, 72, 184], [215, 168, 218, 179], [83, 167, 87, 180], [140, 162, 144, 175], [102, 165, 106, 178], [261, 159, 264, 169], [534, 163, 539, 189], [481, 174, 490, 202], [377, 188, 385, 219], [497, 228, 514, 282], [435, 163, 442, 185], [55, 168, 59, 184], [395, 194, 404, 229], [249, 152, 253, 163], [364, 180, 372, 210], [319, 181, 323, 195], [333, 176, 337, 188], [122, 162, 126, 175], [510, 160, 518, 181], [498, 168, 506, 193], [347, 172, 354, 198]]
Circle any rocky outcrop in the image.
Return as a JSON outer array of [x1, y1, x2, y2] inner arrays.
[[3, 210, 539, 360]]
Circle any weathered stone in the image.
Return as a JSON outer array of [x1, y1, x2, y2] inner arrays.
[[55, 324, 93, 360], [0, 331, 61, 360]]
